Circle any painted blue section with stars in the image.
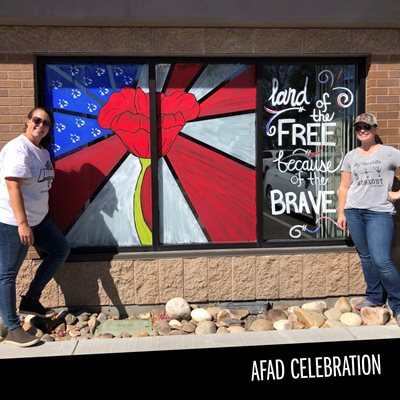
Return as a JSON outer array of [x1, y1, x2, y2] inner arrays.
[[43, 63, 147, 157]]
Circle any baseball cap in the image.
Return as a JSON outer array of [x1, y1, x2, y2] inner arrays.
[[353, 112, 378, 126]]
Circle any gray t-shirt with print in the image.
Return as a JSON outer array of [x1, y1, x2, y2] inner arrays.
[[341, 145, 400, 214]]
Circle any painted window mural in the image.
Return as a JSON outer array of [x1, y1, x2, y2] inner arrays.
[[42, 61, 256, 250], [156, 63, 256, 244], [44, 63, 151, 248], [262, 62, 359, 241]]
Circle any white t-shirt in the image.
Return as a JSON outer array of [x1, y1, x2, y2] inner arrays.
[[341, 145, 400, 214], [0, 134, 54, 226]]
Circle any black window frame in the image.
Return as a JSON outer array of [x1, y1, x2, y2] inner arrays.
[[36, 56, 365, 258]]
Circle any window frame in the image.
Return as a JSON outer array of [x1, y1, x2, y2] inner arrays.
[[36, 56, 365, 257]]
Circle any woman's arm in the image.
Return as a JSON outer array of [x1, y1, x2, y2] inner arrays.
[[5, 177, 34, 246], [388, 189, 400, 201], [337, 171, 352, 230]]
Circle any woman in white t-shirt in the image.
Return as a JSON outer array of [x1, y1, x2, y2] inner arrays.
[[0, 107, 70, 347], [337, 112, 400, 328]]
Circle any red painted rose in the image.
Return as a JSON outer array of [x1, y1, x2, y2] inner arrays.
[[98, 87, 200, 158]]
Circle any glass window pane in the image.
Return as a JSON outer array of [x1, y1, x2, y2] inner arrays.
[[157, 63, 257, 245], [44, 62, 152, 248], [262, 62, 358, 241]]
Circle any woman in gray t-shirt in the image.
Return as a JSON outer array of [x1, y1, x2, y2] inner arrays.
[[338, 112, 400, 327]]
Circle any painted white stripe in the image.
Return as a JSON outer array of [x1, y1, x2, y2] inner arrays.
[[183, 113, 255, 165], [67, 155, 140, 246], [189, 64, 249, 100], [159, 158, 207, 244]]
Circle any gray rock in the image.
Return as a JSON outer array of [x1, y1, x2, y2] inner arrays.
[[65, 314, 77, 325], [195, 321, 217, 334], [266, 309, 288, 323], [227, 326, 246, 333], [249, 319, 274, 331]]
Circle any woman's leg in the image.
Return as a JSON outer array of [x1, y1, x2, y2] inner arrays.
[[25, 216, 70, 300], [364, 210, 400, 316], [345, 209, 386, 305], [0, 222, 29, 330]]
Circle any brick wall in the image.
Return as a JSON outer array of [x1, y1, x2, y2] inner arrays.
[[1, 26, 400, 306], [15, 253, 365, 308], [368, 55, 400, 148], [0, 55, 34, 149], [367, 56, 400, 267]]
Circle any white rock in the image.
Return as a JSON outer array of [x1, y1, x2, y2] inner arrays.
[[22, 314, 36, 324], [340, 312, 362, 327], [191, 308, 212, 323], [273, 319, 292, 330], [324, 307, 342, 321], [169, 319, 182, 328], [165, 297, 191, 320], [334, 297, 352, 313], [302, 301, 328, 313], [323, 320, 347, 328], [227, 326, 246, 333], [287, 313, 298, 323]]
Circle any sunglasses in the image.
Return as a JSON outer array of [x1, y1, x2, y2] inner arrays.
[[355, 124, 374, 132], [31, 116, 52, 128]]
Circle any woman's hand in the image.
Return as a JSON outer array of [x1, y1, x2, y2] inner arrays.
[[337, 213, 346, 230], [337, 171, 351, 231], [17, 222, 34, 246]]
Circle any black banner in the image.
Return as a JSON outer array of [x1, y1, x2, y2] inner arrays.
[[1, 338, 399, 389]]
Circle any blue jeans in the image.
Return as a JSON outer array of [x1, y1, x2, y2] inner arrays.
[[345, 208, 400, 316], [0, 215, 70, 330]]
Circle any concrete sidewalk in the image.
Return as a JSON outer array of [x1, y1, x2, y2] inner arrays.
[[1, 325, 400, 359]]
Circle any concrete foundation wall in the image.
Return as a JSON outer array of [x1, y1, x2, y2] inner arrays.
[[16, 252, 365, 308], [1, 26, 400, 307]]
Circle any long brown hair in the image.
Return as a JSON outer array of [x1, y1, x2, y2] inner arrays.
[[25, 107, 54, 150]]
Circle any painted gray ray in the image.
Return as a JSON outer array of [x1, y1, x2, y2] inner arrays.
[[189, 64, 250, 101], [107, 64, 146, 92], [182, 113, 256, 166], [137, 64, 149, 93], [156, 64, 171, 93], [106, 65, 117, 92], [159, 158, 207, 244], [66, 155, 140, 247]]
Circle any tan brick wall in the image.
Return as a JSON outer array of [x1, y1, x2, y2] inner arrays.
[[2, 26, 400, 307], [0, 55, 34, 149], [367, 55, 400, 148], [27, 252, 364, 308]]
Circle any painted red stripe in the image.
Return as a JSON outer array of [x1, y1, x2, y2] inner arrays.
[[198, 65, 256, 118], [167, 135, 256, 243], [164, 64, 203, 96], [49, 135, 127, 232]]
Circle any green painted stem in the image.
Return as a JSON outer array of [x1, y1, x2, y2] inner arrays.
[[134, 158, 152, 245]]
